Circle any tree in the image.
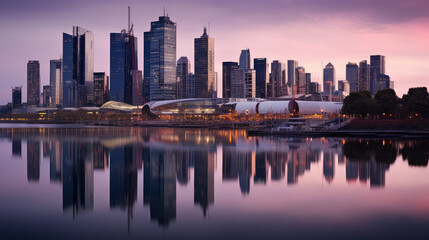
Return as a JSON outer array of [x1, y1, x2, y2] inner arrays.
[[401, 87, 429, 118], [341, 90, 373, 117], [373, 88, 399, 118]]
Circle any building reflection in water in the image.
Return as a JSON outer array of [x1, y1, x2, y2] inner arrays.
[[5, 127, 429, 231]]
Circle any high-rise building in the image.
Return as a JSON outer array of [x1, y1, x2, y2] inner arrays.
[[379, 74, 394, 91], [62, 26, 94, 107], [93, 72, 109, 106], [338, 80, 350, 93], [295, 67, 306, 94], [370, 55, 386, 95], [239, 49, 251, 69], [358, 60, 370, 91], [346, 62, 359, 92], [287, 60, 298, 88], [131, 70, 143, 106], [143, 32, 151, 103], [12, 87, 22, 109], [50, 59, 62, 107], [271, 60, 286, 97], [110, 28, 138, 104], [222, 62, 238, 99], [254, 58, 268, 98], [310, 82, 321, 94], [305, 73, 311, 94], [42, 85, 50, 107], [323, 62, 335, 95], [144, 15, 177, 101], [195, 27, 215, 98], [231, 69, 256, 98], [176, 57, 191, 99], [27, 60, 40, 106], [187, 73, 196, 99]]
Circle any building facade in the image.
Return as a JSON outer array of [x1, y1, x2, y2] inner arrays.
[[176, 57, 191, 99], [287, 60, 298, 88], [144, 16, 177, 101], [49, 59, 62, 107], [27, 60, 40, 106], [194, 28, 215, 98], [231, 69, 256, 98], [271, 61, 286, 97], [62, 26, 94, 107], [296, 67, 306, 94], [254, 58, 268, 98], [94, 72, 109, 106], [370, 55, 386, 95], [12, 87, 22, 108], [346, 62, 358, 92], [110, 30, 138, 104], [323, 62, 335, 95], [358, 60, 370, 91], [239, 49, 251, 69], [42, 85, 50, 107], [222, 62, 238, 99]]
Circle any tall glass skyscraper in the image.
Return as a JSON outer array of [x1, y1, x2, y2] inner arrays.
[[370, 55, 386, 95], [195, 28, 215, 98], [239, 49, 251, 69], [358, 60, 370, 91], [144, 16, 177, 101], [110, 30, 138, 104], [287, 60, 298, 88], [346, 62, 358, 93], [50, 59, 62, 107], [271, 60, 285, 97], [254, 58, 268, 98], [222, 62, 238, 99], [27, 60, 40, 106], [62, 26, 94, 107], [176, 57, 191, 99], [323, 62, 335, 94]]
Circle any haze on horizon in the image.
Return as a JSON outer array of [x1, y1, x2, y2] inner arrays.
[[1, 0, 428, 104]]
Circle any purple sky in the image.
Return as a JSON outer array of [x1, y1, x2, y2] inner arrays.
[[1, 0, 429, 103]]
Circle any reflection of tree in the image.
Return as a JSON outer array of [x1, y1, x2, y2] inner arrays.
[[401, 142, 429, 167], [343, 140, 397, 164]]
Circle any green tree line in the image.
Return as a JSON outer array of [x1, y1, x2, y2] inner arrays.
[[341, 87, 429, 118]]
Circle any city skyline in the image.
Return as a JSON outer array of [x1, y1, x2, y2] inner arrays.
[[1, 0, 429, 103]]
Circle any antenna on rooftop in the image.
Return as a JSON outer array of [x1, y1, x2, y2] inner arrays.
[[163, 7, 166, 16], [128, 6, 131, 32]]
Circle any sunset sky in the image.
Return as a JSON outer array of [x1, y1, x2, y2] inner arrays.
[[1, 0, 428, 103]]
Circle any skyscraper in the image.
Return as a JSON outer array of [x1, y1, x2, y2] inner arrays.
[[346, 62, 359, 92], [144, 15, 177, 101], [310, 82, 321, 94], [254, 58, 268, 98], [176, 57, 191, 99], [239, 49, 251, 69], [42, 85, 50, 107], [50, 59, 62, 107], [271, 60, 285, 97], [12, 87, 22, 109], [143, 32, 151, 103], [93, 72, 109, 106], [370, 55, 386, 95], [358, 60, 370, 91], [62, 26, 94, 107], [287, 60, 298, 88], [296, 67, 306, 94], [231, 69, 256, 98], [110, 29, 138, 104], [195, 27, 215, 98], [222, 62, 238, 99], [27, 60, 40, 106], [323, 62, 335, 94], [338, 80, 350, 93], [379, 74, 394, 91], [305, 73, 311, 94]]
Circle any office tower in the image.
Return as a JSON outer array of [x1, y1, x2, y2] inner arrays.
[[239, 49, 251, 69], [287, 60, 298, 87], [93, 72, 109, 106], [187, 73, 196, 98], [222, 62, 239, 99], [143, 32, 151, 103], [144, 15, 177, 101], [305, 73, 311, 94], [195, 27, 215, 98], [110, 8, 138, 105], [12, 87, 22, 108], [379, 74, 393, 90], [346, 62, 359, 92], [295, 67, 306, 94], [131, 70, 143, 106], [49, 59, 62, 107], [338, 80, 350, 93], [358, 60, 370, 91], [177, 57, 191, 99], [370, 55, 386, 95], [27, 141, 40, 182], [310, 82, 321, 94], [231, 69, 256, 98], [27, 60, 40, 106], [62, 26, 94, 107], [323, 62, 335, 94], [42, 85, 50, 107], [271, 60, 286, 97], [254, 58, 268, 98]]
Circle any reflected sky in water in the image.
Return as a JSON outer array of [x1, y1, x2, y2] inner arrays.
[[0, 125, 429, 240]]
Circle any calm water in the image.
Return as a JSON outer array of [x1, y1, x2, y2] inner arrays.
[[1, 125, 429, 240]]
